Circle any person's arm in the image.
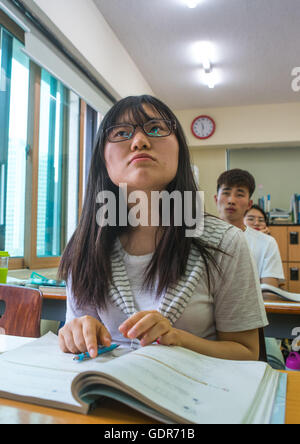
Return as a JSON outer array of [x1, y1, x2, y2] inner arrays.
[[119, 311, 259, 361], [170, 328, 259, 361], [259, 237, 285, 288], [261, 277, 280, 287]]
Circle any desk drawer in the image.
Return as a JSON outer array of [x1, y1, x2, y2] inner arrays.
[[282, 262, 289, 290], [288, 262, 300, 293], [269, 226, 288, 262], [288, 227, 300, 262]]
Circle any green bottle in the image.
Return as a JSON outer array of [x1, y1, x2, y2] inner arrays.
[[0, 252, 10, 284]]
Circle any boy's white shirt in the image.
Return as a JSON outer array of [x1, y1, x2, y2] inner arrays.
[[244, 226, 285, 281]]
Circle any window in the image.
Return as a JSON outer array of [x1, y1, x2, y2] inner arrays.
[[37, 70, 80, 257], [0, 19, 113, 269], [85, 104, 99, 184], [0, 26, 28, 258]]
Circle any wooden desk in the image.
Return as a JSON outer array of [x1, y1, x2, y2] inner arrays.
[[3, 286, 300, 338], [7, 269, 66, 323], [0, 397, 159, 425], [0, 371, 299, 424], [11, 288, 300, 337], [43, 290, 300, 337], [263, 292, 300, 339], [41, 290, 66, 322]]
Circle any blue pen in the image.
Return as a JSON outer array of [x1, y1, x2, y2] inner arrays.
[[73, 343, 119, 362]]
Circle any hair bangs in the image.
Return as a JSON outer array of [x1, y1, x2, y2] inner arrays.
[[104, 96, 174, 129]]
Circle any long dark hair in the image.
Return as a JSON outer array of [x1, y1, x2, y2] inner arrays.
[[59, 95, 224, 310]]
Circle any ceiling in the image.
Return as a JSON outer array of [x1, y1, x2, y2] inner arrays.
[[93, 0, 300, 110]]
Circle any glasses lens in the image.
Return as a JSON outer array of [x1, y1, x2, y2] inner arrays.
[[246, 216, 265, 223], [144, 119, 172, 137], [107, 124, 134, 142]]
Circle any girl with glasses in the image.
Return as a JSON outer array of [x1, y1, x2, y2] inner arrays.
[[58, 95, 267, 361], [244, 205, 270, 235]]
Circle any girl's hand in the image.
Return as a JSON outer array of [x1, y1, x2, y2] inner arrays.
[[58, 315, 112, 358], [118, 310, 183, 347], [261, 226, 271, 235]]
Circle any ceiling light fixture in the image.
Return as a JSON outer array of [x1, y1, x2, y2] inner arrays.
[[193, 41, 215, 66], [201, 69, 218, 89], [202, 72, 215, 89], [192, 41, 218, 88], [185, 0, 201, 8], [202, 58, 211, 73]]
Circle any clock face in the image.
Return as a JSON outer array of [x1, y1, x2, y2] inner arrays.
[[191, 115, 215, 139]]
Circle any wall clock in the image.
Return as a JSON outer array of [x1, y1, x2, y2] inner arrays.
[[191, 115, 216, 139]]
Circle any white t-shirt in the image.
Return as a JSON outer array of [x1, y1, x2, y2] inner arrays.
[[66, 226, 268, 347], [244, 227, 285, 281]]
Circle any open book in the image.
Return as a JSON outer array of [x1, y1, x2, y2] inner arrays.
[[261, 283, 300, 302], [0, 332, 286, 424]]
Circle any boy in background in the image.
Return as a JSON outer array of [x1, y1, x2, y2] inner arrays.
[[215, 168, 285, 369], [214, 169, 284, 287]]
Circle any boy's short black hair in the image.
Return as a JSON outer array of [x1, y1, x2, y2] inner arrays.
[[217, 169, 256, 197]]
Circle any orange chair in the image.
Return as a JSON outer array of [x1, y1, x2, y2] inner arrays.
[[0, 285, 42, 337]]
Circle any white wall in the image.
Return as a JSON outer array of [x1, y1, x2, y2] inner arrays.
[[175, 102, 300, 216], [190, 147, 226, 216], [228, 146, 300, 210], [175, 102, 300, 148], [28, 0, 153, 99]]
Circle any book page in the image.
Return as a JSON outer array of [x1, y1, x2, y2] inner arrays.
[[246, 368, 279, 424], [74, 344, 272, 424], [0, 332, 130, 412], [0, 360, 83, 412], [0, 332, 130, 372], [261, 283, 300, 302], [0, 336, 35, 353]]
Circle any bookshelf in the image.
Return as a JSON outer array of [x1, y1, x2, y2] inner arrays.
[[269, 225, 300, 292]]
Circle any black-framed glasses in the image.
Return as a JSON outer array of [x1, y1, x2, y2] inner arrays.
[[245, 216, 266, 224], [105, 119, 176, 143]]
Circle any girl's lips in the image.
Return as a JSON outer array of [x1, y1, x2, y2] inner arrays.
[[131, 157, 154, 162], [130, 154, 156, 164]]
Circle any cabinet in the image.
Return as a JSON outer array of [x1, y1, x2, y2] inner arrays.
[[269, 225, 300, 292]]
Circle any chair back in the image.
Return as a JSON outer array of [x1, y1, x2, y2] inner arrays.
[[0, 285, 42, 337]]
